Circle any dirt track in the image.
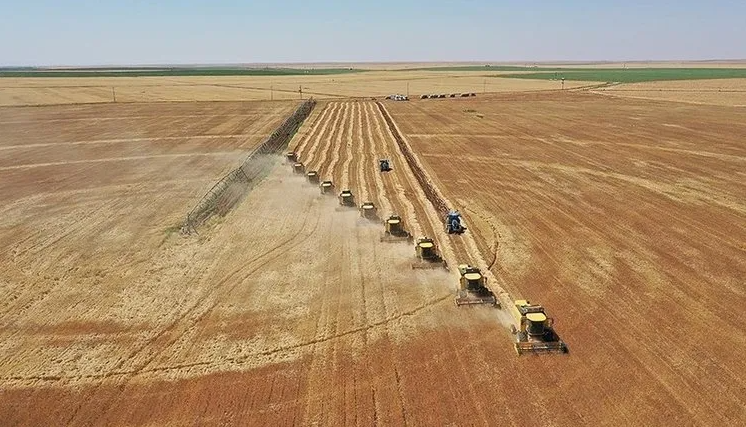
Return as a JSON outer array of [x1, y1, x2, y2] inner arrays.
[[1, 94, 745, 426]]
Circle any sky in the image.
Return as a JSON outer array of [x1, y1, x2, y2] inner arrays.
[[1, 0, 745, 66]]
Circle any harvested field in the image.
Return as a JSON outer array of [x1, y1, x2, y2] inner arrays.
[[0, 72, 593, 106], [595, 78, 746, 106], [1, 92, 745, 426], [386, 91, 746, 425]]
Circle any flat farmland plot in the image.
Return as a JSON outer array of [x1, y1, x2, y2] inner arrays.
[[386, 92, 746, 425]]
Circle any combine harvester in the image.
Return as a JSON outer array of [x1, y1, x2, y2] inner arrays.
[[360, 202, 378, 220], [320, 180, 334, 195], [338, 189, 355, 208], [293, 162, 305, 174], [286, 151, 298, 163], [455, 264, 498, 307], [380, 214, 412, 243], [379, 159, 392, 172], [445, 210, 466, 234], [411, 237, 447, 270], [510, 300, 568, 355], [306, 170, 319, 184]]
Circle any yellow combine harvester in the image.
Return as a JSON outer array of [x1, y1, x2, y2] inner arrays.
[[380, 214, 412, 242], [338, 189, 355, 207], [320, 180, 334, 195], [455, 264, 498, 307], [510, 300, 568, 355], [306, 170, 319, 184], [360, 202, 377, 220], [411, 237, 447, 269], [293, 162, 305, 174]]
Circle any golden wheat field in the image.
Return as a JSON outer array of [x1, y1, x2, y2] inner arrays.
[[1, 66, 745, 426]]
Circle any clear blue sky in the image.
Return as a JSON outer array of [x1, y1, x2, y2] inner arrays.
[[1, 0, 745, 66]]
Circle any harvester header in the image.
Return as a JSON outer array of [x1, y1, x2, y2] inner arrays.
[[455, 264, 497, 307], [510, 300, 568, 355]]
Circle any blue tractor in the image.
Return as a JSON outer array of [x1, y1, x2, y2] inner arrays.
[[445, 210, 465, 234]]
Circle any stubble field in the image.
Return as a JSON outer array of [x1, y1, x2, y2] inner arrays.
[[1, 84, 745, 426]]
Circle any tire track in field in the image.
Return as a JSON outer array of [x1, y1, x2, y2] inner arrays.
[[65, 179, 325, 423], [99, 184, 320, 373]]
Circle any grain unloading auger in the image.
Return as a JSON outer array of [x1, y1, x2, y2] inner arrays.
[[380, 214, 413, 243], [510, 300, 568, 355], [455, 264, 498, 307], [411, 237, 447, 270]]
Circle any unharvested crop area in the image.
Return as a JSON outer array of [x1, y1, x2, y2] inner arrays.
[[1, 90, 745, 426]]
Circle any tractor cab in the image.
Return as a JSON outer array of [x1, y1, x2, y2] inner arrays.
[[445, 210, 464, 234]]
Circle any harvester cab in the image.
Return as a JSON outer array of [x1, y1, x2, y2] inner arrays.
[[306, 170, 319, 184], [510, 300, 568, 355], [320, 180, 334, 195], [360, 202, 378, 220], [455, 264, 498, 307], [381, 214, 412, 242], [379, 159, 392, 172], [412, 237, 447, 269], [339, 189, 355, 207], [293, 162, 305, 174], [286, 151, 298, 163], [445, 210, 465, 234]]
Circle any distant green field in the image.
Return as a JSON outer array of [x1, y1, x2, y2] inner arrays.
[[0, 67, 364, 78], [503, 68, 746, 83], [409, 65, 551, 72], [408, 65, 746, 83]]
